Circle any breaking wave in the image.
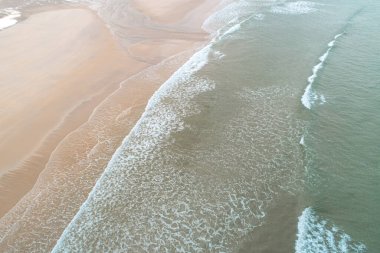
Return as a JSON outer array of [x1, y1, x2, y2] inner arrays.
[[301, 33, 343, 109], [0, 8, 21, 30], [51, 41, 221, 252], [296, 207, 367, 253], [50, 1, 306, 252]]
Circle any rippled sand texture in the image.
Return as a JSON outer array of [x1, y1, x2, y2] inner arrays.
[[0, 0, 219, 251], [0, 7, 142, 218]]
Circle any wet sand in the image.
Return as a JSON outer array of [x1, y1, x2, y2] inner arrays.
[[0, 0, 219, 251], [0, 7, 147, 217]]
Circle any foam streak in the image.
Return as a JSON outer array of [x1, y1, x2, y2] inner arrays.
[[301, 33, 343, 109], [296, 207, 367, 253]]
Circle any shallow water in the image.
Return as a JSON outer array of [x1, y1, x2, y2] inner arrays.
[[1, 0, 379, 252], [53, 0, 380, 252]]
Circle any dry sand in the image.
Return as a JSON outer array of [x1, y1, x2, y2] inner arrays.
[[0, 0, 219, 251]]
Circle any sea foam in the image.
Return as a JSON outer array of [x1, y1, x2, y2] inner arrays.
[[296, 207, 367, 253], [0, 8, 21, 30], [202, 0, 251, 33], [52, 42, 273, 251], [64, 0, 102, 10], [202, 0, 268, 36], [271, 1, 317, 15], [51, 1, 297, 251], [52, 43, 219, 252], [301, 33, 343, 109], [300, 135, 305, 146], [52, 1, 288, 249]]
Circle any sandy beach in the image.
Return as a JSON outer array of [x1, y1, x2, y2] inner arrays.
[[0, 0, 218, 251], [2, 0, 375, 252], [0, 7, 147, 217]]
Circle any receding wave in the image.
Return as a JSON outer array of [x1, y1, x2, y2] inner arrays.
[[51, 42, 218, 252], [301, 33, 343, 109], [270, 1, 317, 15], [52, 36, 306, 251], [203, 0, 269, 38], [296, 207, 367, 253], [300, 135, 305, 146], [50, 1, 307, 251], [202, 0, 252, 33], [52, 61, 306, 250], [0, 8, 20, 30]]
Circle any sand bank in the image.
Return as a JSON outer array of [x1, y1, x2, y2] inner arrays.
[[0, 0, 219, 251]]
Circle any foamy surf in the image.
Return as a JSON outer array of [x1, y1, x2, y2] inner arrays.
[[254, 13, 265, 21], [301, 32, 344, 109], [270, 1, 317, 15], [52, 42, 277, 251], [300, 135, 305, 146], [202, 0, 251, 33], [319, 94, 326, 104], [296, 207, 367, 253], [64, 0, 101, 10], [0, 8, 21, 30], [202, 0, 269, 36], [52, 7, 307, 248], [215, 13, 262, 42], [51, 43, 221, 252]]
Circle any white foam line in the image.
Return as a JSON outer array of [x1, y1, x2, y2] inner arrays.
[[203, 0, 264, 41], [202, 0, 251, 34], [215, 14, 258, 42], [295, 207, 367, 253], [299, 135, 305, 146], [38, 50, 194, 183], [328, 33, 343, 47], [221, 23, 241, 37], [64, 0, 101, 10], [52, 42, 214, 252], [0, 8, 21, 30], [53, 2, 255, 250], [319, 94, 326, 104], [270, 1, 318, 15], [301, 32, 344, 109]]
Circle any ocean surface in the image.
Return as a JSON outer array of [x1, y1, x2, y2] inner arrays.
[[1, 0, 379, 252]]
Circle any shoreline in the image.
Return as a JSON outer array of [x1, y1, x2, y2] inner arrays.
[[0, 6, 148, 218], [0, 0, 221, 251]]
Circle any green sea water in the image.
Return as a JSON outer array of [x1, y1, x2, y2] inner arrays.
[[2, 0, 377, 252], [301, 1, 380, 251], [232, 0, 380, 251]]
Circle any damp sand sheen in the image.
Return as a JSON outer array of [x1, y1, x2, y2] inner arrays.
[[1, 0, 379, 252]]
